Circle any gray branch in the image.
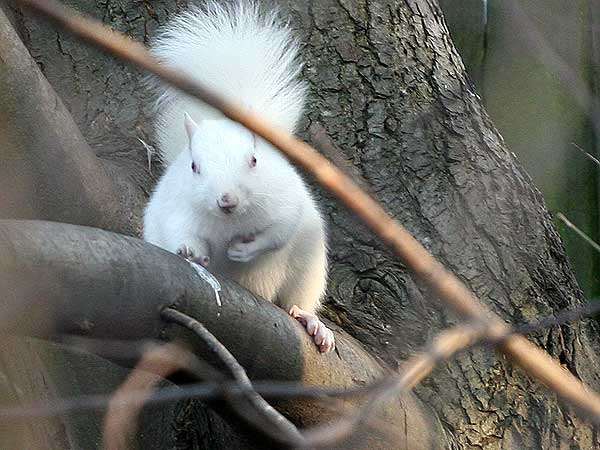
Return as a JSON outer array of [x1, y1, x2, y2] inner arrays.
[[0, 6, 137, 234]]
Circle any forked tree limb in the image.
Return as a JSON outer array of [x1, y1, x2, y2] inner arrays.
[[0, 219, 446, 450], [161, 308, 306, 447], [15, 0, 600, 421]]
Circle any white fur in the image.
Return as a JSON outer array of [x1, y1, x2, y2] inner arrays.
[[150, 0, 307, 165], [143, 1, 327, 313]]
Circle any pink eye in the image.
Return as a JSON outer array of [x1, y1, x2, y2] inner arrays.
[[250, 155, 257, 168], [191, 162, 199, 173]]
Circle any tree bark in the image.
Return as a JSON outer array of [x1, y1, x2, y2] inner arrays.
[[290, 1, 600, 447], [2, 0, 600, 448], [0, 5, 121, 231]]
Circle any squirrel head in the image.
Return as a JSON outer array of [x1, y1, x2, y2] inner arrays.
[[183, 114, 279, 217]]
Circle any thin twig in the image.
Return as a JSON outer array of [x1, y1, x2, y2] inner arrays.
[[0, 299, 594, 404], [556, 212, 600, 255], [0, 379, 392, 420], [3, 301, 599, 447], [161, 307, 306, 447], [103, 344, 192, 450], [514, 301, 600, 337], [17, 0, 600, 424], [302, 322, 486, 447], [571, 142, 600, 169], [309, 301, 600, 448]]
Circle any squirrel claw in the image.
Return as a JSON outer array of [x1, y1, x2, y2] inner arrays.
[[289, 305, 335, 353], [177, 245, 210, 267], [191, 255, 210, 267], [227, 237, 259, 262], [177, 245, 194, 259]]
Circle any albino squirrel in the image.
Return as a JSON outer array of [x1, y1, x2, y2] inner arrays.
[[143, 1, 334, 352]]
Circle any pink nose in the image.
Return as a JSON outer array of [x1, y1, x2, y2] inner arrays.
[[217, 193, 239, 213]]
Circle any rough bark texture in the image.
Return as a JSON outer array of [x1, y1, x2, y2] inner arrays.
[[2, 0, 600, 449], [293, 2, 600, 447], [437, 0, 486, 87]]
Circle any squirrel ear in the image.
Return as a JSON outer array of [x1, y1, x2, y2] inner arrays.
[[184, 112, 199, 144]]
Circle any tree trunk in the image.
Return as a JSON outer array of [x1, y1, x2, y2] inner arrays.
[[3, 0, 600, 448]]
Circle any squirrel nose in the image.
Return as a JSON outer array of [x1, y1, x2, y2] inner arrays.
[[217, 193, 239, 213]]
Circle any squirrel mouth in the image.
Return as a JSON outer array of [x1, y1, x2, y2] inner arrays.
[[217, 196, 239, 214], [217, 202, 237, 215]]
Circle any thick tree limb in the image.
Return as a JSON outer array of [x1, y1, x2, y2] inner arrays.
[[0, 6, 124, 231], [0, 219, 447, 449]]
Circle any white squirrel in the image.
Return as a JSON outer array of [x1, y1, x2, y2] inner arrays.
[[143, 1, 334, 352]]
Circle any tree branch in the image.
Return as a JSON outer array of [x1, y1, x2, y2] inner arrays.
[[0, 6, 126, 232], [103, 344, 187, 450], [161, 308, 306, 447]]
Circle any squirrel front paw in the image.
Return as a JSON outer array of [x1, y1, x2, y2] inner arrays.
[[227, 234, 259, 262], [176, 244, 210, 267]]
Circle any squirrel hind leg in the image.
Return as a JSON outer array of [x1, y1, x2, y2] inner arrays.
[[275, 243, 327, 313], [288, 305, 335, 353]]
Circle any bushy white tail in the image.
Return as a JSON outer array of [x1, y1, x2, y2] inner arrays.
[[151, 1, 307, 165]]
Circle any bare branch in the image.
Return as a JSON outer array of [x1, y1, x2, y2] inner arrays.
[[0, 379, 386, 420], [513, 302, 600, 337], [3, 298, 600, 447], [103, 344, 190, 450], [556, 212, 600, 255], [571, 142, 600, 169], [161, 308, 306, 447]]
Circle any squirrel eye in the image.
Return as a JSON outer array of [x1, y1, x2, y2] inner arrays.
[[250, 155, 257, 168], [191, 161, 198, 173]]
